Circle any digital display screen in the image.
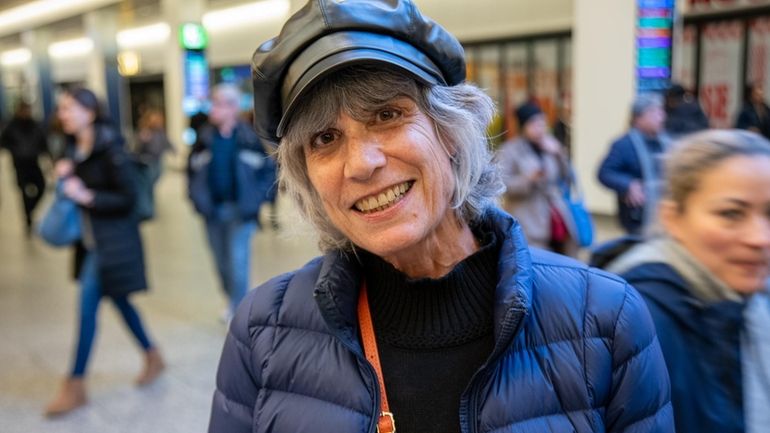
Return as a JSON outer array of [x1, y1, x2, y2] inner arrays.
[[637, 0, 675, 92], [183, 49, 210, 115]]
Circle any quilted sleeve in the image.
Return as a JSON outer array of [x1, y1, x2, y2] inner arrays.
[[208, 297, 261, 433], [605, 284, 674, 433]]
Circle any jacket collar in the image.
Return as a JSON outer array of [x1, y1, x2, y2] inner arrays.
[[312, 207, 533, 351]]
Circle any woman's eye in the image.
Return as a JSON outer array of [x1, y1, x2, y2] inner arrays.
[[718, 209, 744, 221], [376, 108, 401, 123], [311, 130, 338, 148]]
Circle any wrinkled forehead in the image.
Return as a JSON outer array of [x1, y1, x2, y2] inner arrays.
[[285, 66, 423, 139]]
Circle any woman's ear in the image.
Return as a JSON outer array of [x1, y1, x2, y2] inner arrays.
[[658, 199, 683, 240]]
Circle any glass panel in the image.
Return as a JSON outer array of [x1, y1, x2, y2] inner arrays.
[[672, 24, 697, 92], [532, 39, 560, 126], [502, 43, 529, 139], [748, 17, 770, 96], [464, 46, 478, 83], [698, 20, 744, 128], [476, 45, 503, 144]]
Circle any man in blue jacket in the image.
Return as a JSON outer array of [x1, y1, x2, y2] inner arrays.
[[187, 84, 275, 321], [598, 94, 669, 235]]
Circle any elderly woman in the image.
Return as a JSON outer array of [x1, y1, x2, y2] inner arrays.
[[208, 1, 673, 433], [608, 130, 770, 433]]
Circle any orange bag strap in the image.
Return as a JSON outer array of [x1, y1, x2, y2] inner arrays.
[[357, 281, 396, 433]]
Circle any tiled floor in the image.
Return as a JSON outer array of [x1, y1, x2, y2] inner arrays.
[[0, 154, 320, 433], [0, 154, 623, 433]]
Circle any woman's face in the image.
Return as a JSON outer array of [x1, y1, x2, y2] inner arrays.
[[662, 155, 770, 294], [523, 114, 547, 143], [57, 94, 95, 135], [303, 96, 457, 260]]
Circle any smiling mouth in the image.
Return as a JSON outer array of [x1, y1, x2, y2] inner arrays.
[[353, 181, 414, 214]]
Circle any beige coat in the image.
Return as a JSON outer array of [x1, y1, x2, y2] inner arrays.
[[497, 137, 578, 254]]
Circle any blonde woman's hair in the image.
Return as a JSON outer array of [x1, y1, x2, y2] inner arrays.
[[665, 129, 770, 208]]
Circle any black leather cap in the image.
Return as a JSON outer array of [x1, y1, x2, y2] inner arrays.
[[251, 0, 466, 143]]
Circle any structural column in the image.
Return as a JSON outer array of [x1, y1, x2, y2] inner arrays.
[[162, 0, 206, 169], [572, 0, 638, 214], [21, 29, 55, 122], [84, 7, 125, 132]]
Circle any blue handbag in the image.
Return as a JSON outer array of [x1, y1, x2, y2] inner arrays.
[[562, 170, 594, 248], [38, 180, 81, 247]]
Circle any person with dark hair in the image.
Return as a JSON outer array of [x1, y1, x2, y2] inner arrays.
[[606, 129, 770, 433], [44, 88, 164, 417], [207, 1, 674, 432], [0, 101, 48, 235], [736, 82, 770, 139], [498, 101, 578, 255], [598, 93, 669, 235], [664, 83, 709, 138]]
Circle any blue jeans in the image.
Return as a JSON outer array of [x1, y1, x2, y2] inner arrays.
[[71, 253, 153, 377], [205, 203, 257, 312]]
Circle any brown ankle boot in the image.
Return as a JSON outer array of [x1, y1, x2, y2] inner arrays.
[[135, 348, 165, 386], [44, 378, 87, 417]]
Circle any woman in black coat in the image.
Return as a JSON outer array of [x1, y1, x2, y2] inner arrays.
[[44, 88, 164, 417]]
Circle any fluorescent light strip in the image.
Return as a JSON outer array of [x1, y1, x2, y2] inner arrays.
[[117, 22, 171, 49], [202, 0, 290, 31], [0, 0, 120, 38], [48, 37, 94, 59], [0, 48, 31, 66]]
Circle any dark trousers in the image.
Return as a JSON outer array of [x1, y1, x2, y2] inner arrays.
[[13, 158, 45, 229]]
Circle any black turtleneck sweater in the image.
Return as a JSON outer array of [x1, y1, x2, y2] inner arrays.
[[359, 229, 499, 433]]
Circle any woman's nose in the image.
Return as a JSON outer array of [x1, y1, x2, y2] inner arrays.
[[745, 215, 770, 249], [343, 137, 386, 181]]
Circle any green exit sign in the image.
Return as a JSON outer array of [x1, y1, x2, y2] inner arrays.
[[179, 23, 208, 50]]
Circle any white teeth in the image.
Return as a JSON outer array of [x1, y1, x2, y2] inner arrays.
[[354, 181, 412, 213], [377, 193, 388, 207]]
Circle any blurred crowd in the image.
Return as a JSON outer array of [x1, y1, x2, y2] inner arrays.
[[1, 64, 770, 433]]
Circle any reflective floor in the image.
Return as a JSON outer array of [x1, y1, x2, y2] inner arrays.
[[0, 154, 622, 433], [0, 154, 320, 433]]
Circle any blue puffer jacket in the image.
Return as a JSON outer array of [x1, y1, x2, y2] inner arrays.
[[187, 122, 277, 221], [209, 209, 673, 433]]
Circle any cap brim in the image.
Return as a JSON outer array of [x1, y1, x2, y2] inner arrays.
[[276, 31, 446, 138]]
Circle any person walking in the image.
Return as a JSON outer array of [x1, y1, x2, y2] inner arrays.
[[598, 93, 669, 235], [44, 88, 164, 417], [0, 101, 48, 235], [208, 1, 674, 432], [187, 84, 275, 321], [498, 101, 578, 255]]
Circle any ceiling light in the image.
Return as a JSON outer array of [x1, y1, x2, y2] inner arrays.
[[202, 0, 290, 31], [0, 0, 120, 38], [48, 37, 94, 59], [117, 23, 171, 49], [0, 48, 31, 66]]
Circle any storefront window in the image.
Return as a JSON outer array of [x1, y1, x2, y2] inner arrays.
[[503, 43, 529, 138], [699, 20, 744, 128], [672, 24, 697, 92], [748, 17, 770, 98], [532, 39, 560, 126]]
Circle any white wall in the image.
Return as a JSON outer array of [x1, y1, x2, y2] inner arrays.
[[417, 0, 572, 41], [573, 0, 637, 215]]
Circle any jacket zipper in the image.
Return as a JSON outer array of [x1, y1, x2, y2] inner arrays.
[[314, 287, 380, 433], [463, 306, 528, 433]]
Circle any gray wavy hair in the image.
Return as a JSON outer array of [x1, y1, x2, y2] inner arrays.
[[277, 65, 504, 252]]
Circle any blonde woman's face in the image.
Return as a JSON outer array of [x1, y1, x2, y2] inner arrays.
[[662, 155, 770, 294]]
